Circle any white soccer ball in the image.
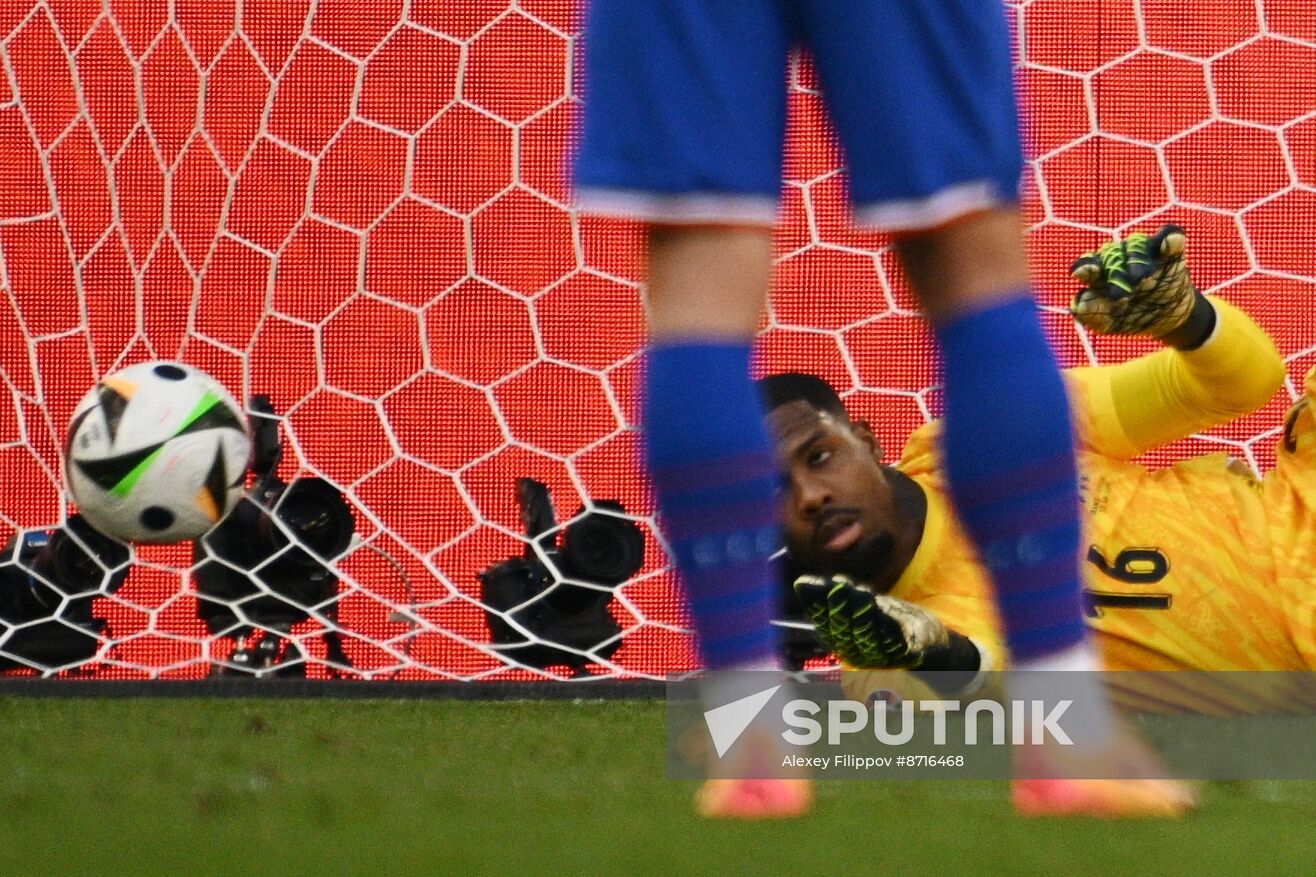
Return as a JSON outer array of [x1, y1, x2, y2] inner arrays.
[[64, 361, 252, 543]]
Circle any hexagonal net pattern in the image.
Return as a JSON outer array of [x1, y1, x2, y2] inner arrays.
[[0, 1, 1312, 681]]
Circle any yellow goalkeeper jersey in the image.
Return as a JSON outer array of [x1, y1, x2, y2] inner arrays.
[[883, 298, 1316, 676]]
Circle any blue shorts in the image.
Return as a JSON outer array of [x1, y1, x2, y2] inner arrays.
[[573, 0, 1025, 231]]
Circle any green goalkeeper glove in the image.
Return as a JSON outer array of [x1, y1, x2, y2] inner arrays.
[[793, 574, 950, 669], [1069, 224, 1199, 338]]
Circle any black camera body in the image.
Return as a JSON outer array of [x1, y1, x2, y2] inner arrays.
[[479, 479, 644, 674], [0, 515, 130, 671], [191, 396, 357, 676], [192, 476, 354, 631]]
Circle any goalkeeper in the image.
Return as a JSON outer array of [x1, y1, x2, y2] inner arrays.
[[770, 226, 1316, 689]]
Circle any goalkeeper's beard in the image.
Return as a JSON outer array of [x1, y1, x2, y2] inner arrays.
[[812, 528, 897, 585]]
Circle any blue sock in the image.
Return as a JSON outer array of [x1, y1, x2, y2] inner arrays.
[[934, 295, 1088, 661], [644, 342, 781, 670]]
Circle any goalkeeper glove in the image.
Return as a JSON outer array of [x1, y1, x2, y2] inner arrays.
[[1069, 224, 1201, 339], [793, 574, 949, 669]]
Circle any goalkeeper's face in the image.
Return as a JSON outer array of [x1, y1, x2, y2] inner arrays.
[[768, 401, 907, 584]]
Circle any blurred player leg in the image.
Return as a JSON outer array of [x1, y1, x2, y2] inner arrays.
[[803, 0, 1191, 816], [648, 229, 812, 819], [575, 0, 810, 818], [643, 227, 783, 675], [899, 211, 1101, 671]]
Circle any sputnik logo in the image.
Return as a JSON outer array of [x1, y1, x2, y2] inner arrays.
[[701, 684, 781, 758]]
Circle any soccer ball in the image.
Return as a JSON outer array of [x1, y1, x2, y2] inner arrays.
[[64, 361, 252, 543]]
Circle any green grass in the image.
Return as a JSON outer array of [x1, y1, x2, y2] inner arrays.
[[0, 698, 1312, 876]]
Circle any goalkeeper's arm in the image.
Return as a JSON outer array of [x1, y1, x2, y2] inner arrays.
[[793, 575, 984, 693]]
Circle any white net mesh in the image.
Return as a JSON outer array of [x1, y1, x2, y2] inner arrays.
[[0, 0, 1313, 680]]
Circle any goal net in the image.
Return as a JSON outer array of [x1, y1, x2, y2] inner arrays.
[[1, 0, 1313, 680]]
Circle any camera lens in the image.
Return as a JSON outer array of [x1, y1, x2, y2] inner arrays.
[[264, 478, 355, 563], [559, 506, 644, 586]]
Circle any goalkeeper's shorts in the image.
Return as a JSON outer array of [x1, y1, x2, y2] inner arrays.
[[573, 0, 1025, 232]]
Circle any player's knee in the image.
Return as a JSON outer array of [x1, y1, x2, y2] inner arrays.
[[647, 226, 774, 337], [893, 208, 1030, 323]]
